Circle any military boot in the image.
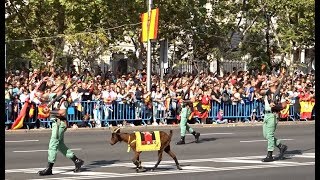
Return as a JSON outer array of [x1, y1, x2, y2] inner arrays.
[[38, 162, 54, 176], [262, 151, 274, 162], [277, 144, 288, 159], [176, 136, 185, 145], [71, 156, 84, 172], [192, 131, 200, 143]]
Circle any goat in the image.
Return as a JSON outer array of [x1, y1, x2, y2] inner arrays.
[[110, 127, 182, 172]]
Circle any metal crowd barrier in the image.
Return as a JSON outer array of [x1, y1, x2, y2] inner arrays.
[[4, 100, 315, 129]]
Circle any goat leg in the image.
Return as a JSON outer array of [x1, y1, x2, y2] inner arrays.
[[165, 147, 182, 170], [132, 152, 141, 173], [152, 150, 163, 171]]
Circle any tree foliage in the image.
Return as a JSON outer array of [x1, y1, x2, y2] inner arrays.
[[5, 0, 314, 71]]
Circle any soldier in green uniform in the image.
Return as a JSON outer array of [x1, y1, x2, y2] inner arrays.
[[38, 88, 84, 176], [176, 101, 200, 145], [262, 95, 288, 162]]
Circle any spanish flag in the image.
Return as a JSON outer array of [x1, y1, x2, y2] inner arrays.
[[11, 99, 30, 130], [280, 104, 290, 119], [141, 8, 159, 42], [300, 101, 315, 119], [29, 104, 35, 118]]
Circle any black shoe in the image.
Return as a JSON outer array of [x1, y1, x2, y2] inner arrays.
[[192, 131, 200, 143], [277, 144, 288, 159], [38, 162, 54, 176], [176, 136, 185, 145], [71, 156, 84, 172], [262, 151, 274, 162]]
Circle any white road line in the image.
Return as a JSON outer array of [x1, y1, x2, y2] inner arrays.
[[13, 148, 82, 153], [6, 140, 39, 143], [186, 133, 234, 136], [28, 162, 315, 180], [6, 153, 315, 174], [240, 139, 294, 143]]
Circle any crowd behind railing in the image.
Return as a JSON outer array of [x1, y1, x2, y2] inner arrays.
[[5, 67, 315, 129]]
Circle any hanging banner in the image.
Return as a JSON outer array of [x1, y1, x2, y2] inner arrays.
[[141, 8, 159, 42]]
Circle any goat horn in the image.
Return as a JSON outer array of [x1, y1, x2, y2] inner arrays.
[[112, 127, 120, 133]]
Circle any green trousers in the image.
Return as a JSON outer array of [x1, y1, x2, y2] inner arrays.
[[48, 119, 75, 163], [180, 118, 194, 137], [263, 113, 281, 151]]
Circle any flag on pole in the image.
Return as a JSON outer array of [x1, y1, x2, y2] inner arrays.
[[141, 8, 159, 42], [11, 99, 30, 130]]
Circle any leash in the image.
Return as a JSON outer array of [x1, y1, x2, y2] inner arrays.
[[127, 136, 136, 152]]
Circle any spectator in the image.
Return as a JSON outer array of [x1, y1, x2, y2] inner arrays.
[[215, 109, 228, 124]]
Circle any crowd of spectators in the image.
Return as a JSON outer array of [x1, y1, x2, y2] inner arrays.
[[5, 66, 315, 128]]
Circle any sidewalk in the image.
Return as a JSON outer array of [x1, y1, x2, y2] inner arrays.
[[5, 121, 315, 134]]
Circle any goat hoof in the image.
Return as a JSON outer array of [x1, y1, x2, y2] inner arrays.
[[177, 166, 183, 170]]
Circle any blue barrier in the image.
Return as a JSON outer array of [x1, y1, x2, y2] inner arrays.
[[4, 100, 315, 129]]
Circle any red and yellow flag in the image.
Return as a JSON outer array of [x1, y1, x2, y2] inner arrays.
[[141, 8, 159, 42], [280, 104, 290, 119], [300, 101, 315, 119], [11, 99, 30, 130]]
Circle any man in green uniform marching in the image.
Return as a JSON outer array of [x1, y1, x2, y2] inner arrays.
[[38, 86, 84, 176], [262, 95, 288, 162], [176, 101, 200, 145]]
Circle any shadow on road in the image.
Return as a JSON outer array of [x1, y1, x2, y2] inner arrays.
[[274, 148, 315, 161], [181, 137, 217, 145], [197, 137, 217, 143], [79, 160, 120, 172], [88, 160, 120, 166]]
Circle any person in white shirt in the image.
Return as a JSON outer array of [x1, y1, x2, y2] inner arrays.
[[151, 87, 163, 125], [19, 89, 30, 103]]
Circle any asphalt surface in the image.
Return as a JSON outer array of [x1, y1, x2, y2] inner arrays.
[[5, 123, 315, 180]]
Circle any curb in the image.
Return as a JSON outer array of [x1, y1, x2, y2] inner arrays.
[[5, 121, 315, 134]]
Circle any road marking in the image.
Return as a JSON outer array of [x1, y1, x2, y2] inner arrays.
[[13, 148, 82, 153], [6, 153, 314, 174], [27, 162, 315, 180], [6, 140, 39, 143], [240, 139, 294, 143], [186, 133, 234, 136]]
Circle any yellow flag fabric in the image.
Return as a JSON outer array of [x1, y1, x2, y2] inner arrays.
[[135, 131, 161, 152], [141, 8, 159, 42], [11, 101, 29, 130], [300, 101, 315, 119], [280, 104, 290, 118]]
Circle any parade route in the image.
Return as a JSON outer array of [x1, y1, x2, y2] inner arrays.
[[5, 123, 315, 180]]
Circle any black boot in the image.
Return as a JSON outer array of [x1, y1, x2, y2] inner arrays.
[[71, 156, 84, 172], [192, 131, 200, 143], [176, 136, 185, 145], [38, 162, 54, 176], [277, 144, 288, 159], [262, 151, 274, 162]]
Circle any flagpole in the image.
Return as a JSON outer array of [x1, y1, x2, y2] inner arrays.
[[146, 0, 152, 92]]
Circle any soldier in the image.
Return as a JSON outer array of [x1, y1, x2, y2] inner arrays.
[[261, 95, 288, 162], [38, 85, 84, 176], [176, 101, 200, 145]]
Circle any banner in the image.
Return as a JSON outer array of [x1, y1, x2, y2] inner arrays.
[[280, 104, 290, 119], [300, 101, 315, 119], [141, 8, 159, 42], [11, 100, 30, 130]]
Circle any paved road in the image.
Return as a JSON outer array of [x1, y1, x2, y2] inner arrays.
[[5, 124, 315, 180]]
